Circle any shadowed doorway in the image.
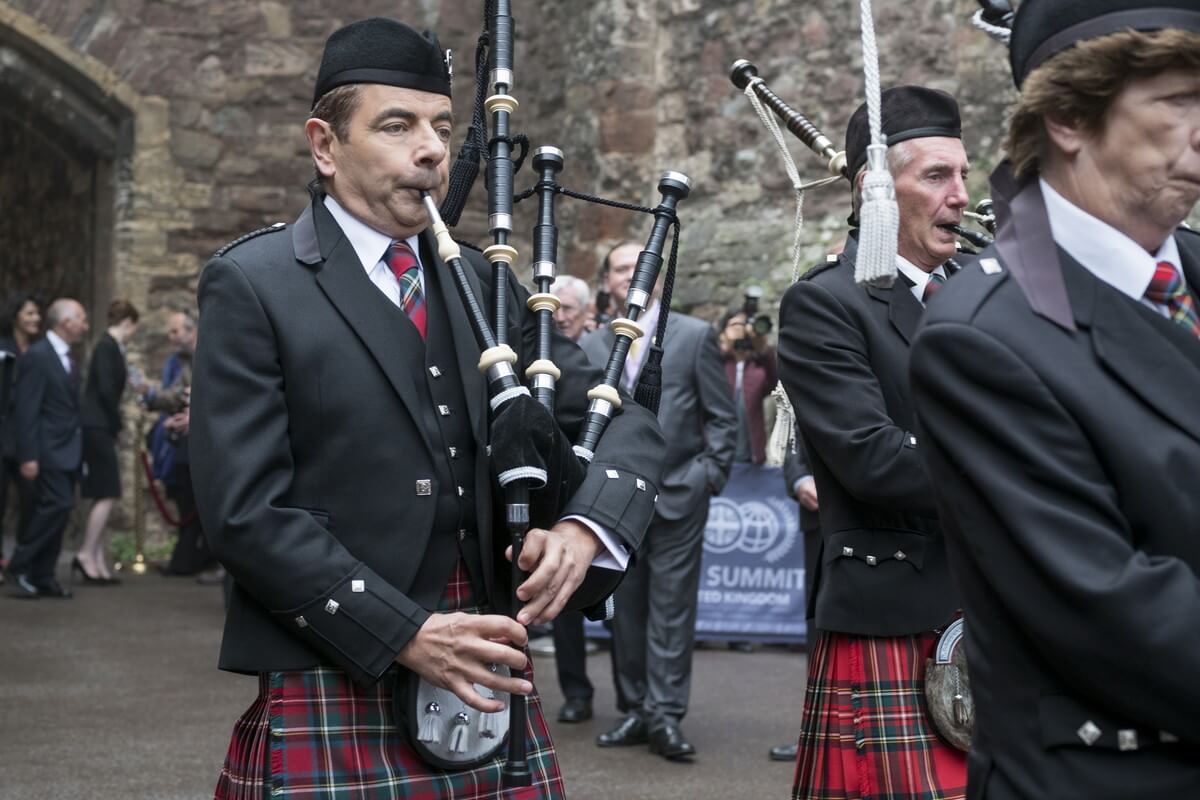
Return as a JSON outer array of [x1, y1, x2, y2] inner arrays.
[[0, 22, 132, 317]]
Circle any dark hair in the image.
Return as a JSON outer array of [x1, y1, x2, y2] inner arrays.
[[1, 292, 41, 336], [107, 298, 140, 326], [719, 308, 747, 330], [601, 241, 643, 273], [1006, 28, 1200, 177], [309, 84, 361, 190]]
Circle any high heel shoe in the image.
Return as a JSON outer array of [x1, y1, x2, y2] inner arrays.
[[71, 557, 110, 585]]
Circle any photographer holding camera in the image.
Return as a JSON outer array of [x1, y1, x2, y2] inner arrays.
[[718, 287, 778, 466]]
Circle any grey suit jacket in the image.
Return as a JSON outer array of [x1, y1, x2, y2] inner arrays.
[[580, 311, 736, 521]]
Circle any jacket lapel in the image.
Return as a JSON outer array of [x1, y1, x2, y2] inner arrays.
[[1065, 247, 1200, 444], [420, 230, 488, 446], [304, 198, 436, 457], [866, 280, 922, 345]]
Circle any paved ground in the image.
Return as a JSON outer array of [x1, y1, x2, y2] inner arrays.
[[0, 571, 807, 800]]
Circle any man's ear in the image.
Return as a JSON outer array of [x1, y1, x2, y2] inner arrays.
[[305, 118, 337, 180], [1042, 112, 1087, 158]]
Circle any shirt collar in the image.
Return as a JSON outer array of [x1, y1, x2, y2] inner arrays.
[[323, 194, 423, 273], [1040, 177, 1181, 302], [46, 330, 70, 358]]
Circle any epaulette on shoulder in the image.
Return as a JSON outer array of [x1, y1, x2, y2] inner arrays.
[[799, 253, 843, 283], [934, 255, 1009, 323], [212, 222, 288, 259]]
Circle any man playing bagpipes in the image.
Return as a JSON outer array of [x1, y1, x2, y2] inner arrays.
[[190, 17, 665, 800], [910, 1, 1200, 796], [777, 88, 972, 800]]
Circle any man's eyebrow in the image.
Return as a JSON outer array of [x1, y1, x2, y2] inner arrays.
[[368, 108, 453, 127]]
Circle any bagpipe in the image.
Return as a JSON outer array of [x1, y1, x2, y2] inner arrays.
[[424, 0, 690, 786], [729, 59, 996, 257]]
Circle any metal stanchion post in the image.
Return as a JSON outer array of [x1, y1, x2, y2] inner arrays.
[[130, 410, 148, 574]]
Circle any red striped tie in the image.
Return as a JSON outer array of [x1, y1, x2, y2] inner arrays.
[[386, 241, 426, 339], [1144, 261, 1200, 339], [922, 272, 946, 304]]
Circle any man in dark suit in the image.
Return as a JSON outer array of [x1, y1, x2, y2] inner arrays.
[[910, 4, 1200, 797], [778, 89, 970, 798], [582, 241, 737, 761], [190, 18, 664, 799], [6, 298, 89, 598]]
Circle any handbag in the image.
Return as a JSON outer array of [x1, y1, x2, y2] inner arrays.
[[924, 616, 974, 751], [392, 665, 512, 770]]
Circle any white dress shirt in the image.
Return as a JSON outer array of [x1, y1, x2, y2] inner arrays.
[[894, 256, 948, 306], [46, 330, 72, 374], [1041, 178, 1183, 318], [323, 195, 628, 570], [324, 195, 424, 303], [623, 300, 660, 392]]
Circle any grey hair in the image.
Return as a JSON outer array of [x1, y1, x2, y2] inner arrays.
[[552, 275, 591, 308], [45, 298, 81, 329], [850, 139, 918, 223]]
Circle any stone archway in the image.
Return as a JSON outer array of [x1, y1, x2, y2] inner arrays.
[[0, 15, 133, 318]]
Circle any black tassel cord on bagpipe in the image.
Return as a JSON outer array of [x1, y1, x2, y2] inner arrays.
[[432, 0, 689, 787], [729, 59, 996, 250]]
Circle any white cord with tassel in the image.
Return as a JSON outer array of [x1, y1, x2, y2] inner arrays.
[[743, 81, 839, 467], [854, 0, 899, 289]]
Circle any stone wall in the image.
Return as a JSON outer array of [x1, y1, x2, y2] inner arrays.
[[1, 0, 1193, 548]]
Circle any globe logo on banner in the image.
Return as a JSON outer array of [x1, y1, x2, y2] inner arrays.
[[704, 497, 798, 564], [695, 463, 807, 643]]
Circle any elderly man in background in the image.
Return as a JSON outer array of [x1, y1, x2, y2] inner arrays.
[[5, 298, 88, 599]]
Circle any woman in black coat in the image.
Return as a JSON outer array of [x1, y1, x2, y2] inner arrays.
[[76, 299, 140, 583], [0, 292, 43, 575]]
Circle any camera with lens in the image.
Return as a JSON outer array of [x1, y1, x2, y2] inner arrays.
[[736, 286, 773, 350]]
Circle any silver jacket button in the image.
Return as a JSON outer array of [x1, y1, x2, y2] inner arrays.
[[416, 480, 432, 496], [1077, 721, 1102, 746]]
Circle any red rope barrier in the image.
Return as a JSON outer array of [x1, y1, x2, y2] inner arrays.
[[139, 450, 198, 528]]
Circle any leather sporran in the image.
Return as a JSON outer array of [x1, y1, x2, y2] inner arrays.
[[924, 617, 974, 751], [393, 667, 511, 770]]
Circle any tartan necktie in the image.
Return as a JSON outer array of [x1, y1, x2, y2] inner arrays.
[[922, 271, 947, 304], [386, 241, 426, 339], [1144, 261, 1200, 338]]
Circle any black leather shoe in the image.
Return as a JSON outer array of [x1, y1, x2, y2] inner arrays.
[[769, 743, 798, 762], [595, 714, 647, 747], [6, 572, 40, 599], [34, 579, 72, 599], [648, 724, 696, 760], [558, 697, 593, 723]]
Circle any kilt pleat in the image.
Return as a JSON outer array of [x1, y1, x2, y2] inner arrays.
[[215, 560, 564, 800], [791, 630, 967, 800]]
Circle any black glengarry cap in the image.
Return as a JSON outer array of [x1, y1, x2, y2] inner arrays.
[[844, 86, 962, 179], [1011, 0, 1200, 87], [313, 17, 451, 107]]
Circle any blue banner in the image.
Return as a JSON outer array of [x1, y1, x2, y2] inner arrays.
[[585, 462, 808, 644], [695, 462, 807, 643]]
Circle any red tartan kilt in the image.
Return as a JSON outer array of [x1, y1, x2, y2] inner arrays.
[[215, 561, 563, 800], [792, 630, 968, 800]]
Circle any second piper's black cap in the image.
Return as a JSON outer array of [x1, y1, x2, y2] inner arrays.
[[313, 17, 452, 107], [1011, 0, 1200, 87], [844, 86, 962, 179]]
